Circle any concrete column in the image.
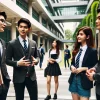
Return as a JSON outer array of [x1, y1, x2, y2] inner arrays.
[[39, 13, 42, 24], [46, 21, 49, 29], [47, 40, 50, 51], [28, 0, 32, 16], [43, 38, 45, 51], [11, 18, 16, 40], [29, 32, 33, 40], [37, 33, 40, 48], [50, 40, 52, 48], [50, 27, 52, 32]]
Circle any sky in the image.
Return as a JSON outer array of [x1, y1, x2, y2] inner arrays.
[[63, 22, 75, 31]]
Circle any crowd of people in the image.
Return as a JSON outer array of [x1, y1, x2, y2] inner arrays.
[[0, 5, 100, 100]]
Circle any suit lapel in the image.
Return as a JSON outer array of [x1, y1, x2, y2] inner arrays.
[[0, 39, 5, 63], [16, 38, 25, 56], [28, 39, 33, 57], [82, 47, 90, 66]]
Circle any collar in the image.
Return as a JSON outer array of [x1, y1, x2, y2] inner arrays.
[[18, 35, 28, 42], [80, 45, 87, 51]]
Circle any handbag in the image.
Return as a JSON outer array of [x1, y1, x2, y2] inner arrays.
[[44, 63, 49, 77], [0, 68, 7, 94]]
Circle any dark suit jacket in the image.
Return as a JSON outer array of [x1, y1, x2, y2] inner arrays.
[[93, 33, 100, 95], [0, 39, 10, 83], [68, 47, 98, 90], [6, 38, 39, 83]]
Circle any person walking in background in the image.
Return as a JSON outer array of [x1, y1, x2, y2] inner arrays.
[[86, 7, 100, 100], [6, 18, 39, 100], [68, 26, 97, 100], [44, 40, 62, 100], [39, 43, 45, 70], [64, 45, 71, 69], [0, 11, 11, 100]]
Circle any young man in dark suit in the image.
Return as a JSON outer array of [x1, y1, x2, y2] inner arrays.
[[86, 6, 100, 100], [6, 18, 39, 100], [0, 11, 11, 100]]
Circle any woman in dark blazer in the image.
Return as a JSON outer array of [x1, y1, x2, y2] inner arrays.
[[68, 26, 98, 100]]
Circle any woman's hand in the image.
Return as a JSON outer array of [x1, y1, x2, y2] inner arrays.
[[49, 60, 54, 64], [76, 68, 83, 74], [50, 58, 56, 62], [71, 66, 77, 73], [48, 59, 54, 64]]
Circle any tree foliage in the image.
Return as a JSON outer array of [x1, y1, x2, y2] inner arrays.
[[65, 29, 73, 40], [73, 0, 99, 39]]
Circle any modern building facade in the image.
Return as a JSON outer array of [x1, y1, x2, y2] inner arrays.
[[0, 0, 65, 51], [0, 0, 95, 51]]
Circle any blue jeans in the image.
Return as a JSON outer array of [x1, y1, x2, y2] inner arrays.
[[69, 75, 90, 98]]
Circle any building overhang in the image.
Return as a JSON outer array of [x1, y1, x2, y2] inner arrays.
[[52, 14, 87, 23], [52, 1, 88, 8], [61, 39, 75, 43]]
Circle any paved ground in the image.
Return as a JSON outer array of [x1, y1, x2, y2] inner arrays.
[[6, 52, 96, 100]]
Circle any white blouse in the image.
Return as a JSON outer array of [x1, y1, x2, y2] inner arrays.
[[47, 49, 62, 63]]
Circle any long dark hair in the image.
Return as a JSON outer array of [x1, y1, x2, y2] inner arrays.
[[72, 26, 94, 59], [50, 40, 60, 55]]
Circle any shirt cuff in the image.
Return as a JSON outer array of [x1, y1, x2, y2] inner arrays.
[[17, 62, 20, 67], [93, 74, 96, 81]]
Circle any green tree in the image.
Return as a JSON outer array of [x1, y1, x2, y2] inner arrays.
[[65, 29, 73, 40]]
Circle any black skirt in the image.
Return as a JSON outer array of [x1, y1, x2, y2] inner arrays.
[[44, 62, 62, 77]]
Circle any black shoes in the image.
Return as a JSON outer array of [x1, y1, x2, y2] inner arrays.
[[45, 93, 57, 100], [53, 93, 57, 99], [45, 95, 51, 100]]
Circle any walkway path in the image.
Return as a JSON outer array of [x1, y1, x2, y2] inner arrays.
[[7, 52, 96, 100]]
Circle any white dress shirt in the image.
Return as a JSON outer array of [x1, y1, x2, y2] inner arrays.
[[18, 35, 28, 48], [75, 45, 87, 68], [0, 41, 3, 56]]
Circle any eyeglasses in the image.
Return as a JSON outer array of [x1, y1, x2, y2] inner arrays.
[[0, 19, 6, 24]]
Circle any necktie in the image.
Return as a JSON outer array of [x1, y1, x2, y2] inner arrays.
[[23, 40, 27, 51], [75, 48, 83, 68]]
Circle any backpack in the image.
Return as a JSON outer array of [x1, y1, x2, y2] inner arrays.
[[38, 48, 42, 57], [37, 48, 41, 58], [38, 47, 44, 58]]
